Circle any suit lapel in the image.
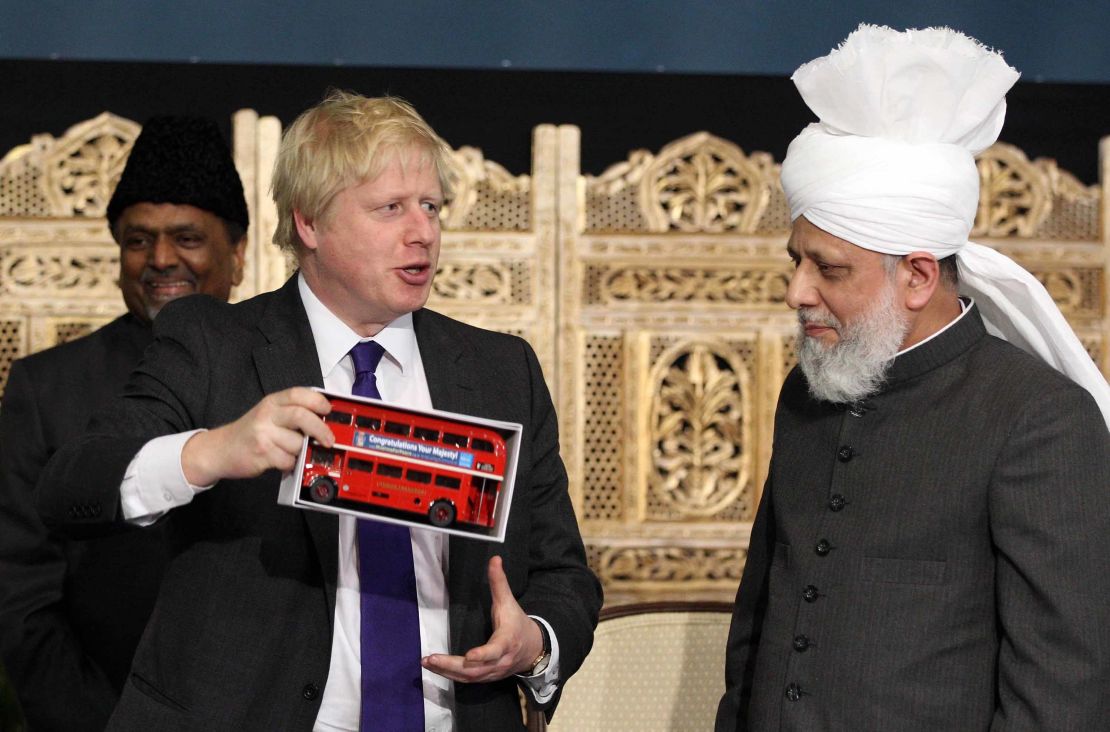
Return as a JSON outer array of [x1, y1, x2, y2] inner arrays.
[[414, 310, 492, 653], [251, 278, 340, 626]]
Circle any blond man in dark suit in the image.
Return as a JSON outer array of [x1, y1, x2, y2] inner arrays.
[[38, 92, 600, 732]]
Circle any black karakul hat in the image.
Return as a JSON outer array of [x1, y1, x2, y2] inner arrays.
[[107, 116, 249, 232]]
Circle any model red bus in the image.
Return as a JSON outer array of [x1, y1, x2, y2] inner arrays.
[[299, 395, 507, 529]]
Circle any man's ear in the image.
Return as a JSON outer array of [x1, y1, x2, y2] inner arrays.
[[293, 210, 319, 251], [901, 251, 942, 312]]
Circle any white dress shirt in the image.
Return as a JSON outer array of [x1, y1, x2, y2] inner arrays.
[[119, 275, 559, 731]]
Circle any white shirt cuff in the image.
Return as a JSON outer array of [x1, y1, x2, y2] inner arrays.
[[120, 429, 213, 525]]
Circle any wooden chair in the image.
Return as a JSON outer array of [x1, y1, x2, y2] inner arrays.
[[527, 601, 733, 731]]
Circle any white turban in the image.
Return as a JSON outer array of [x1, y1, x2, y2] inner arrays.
[[781, 24, 1110, 427]]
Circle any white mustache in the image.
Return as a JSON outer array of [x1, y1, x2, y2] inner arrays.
[[798, 308, 839, 329]]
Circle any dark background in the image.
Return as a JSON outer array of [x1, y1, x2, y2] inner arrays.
[[4, 59, 1109, 183]]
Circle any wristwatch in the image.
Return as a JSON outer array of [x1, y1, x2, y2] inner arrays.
[[528, 618, 551, 676]]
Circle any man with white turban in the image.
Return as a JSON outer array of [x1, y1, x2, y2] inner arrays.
[[716, 25, 1110, 731]]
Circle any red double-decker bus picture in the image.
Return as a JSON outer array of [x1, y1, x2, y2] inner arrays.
[[299, 395, 507, 529]]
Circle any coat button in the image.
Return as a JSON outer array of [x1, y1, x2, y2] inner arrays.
[[848, 405, 865, 417], [828, 494, 846, 512], [785, 683, 802, 702], [837, 446, 854, 462], [815, 539, 832, 556], [802, 585, 819, 603], [302, 683, 319, 701], [793, 635, 810, 652]]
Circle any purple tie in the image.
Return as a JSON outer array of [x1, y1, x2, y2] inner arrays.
[[349, 341, 424, 731]]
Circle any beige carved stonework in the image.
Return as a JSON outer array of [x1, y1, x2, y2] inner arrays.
[[432, 261, 513, 303], [647, 339, 751, 519], [3, 115, 1107, 609], [427, 128, 558, 383], [640, 133, 773, 233], [975, 142, 1101, 241], [591, 265, 790, 306], [442, 146, 531, 232], [582, 132, 785, 235], [0, 113, 140, 219], [590, 545, 747, 598], [976, 143, 1053, 237]]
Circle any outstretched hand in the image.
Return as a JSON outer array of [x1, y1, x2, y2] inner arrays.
[[421, 555, 544, 683], [181, 386, 334, 486]]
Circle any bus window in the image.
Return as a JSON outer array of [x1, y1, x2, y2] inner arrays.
[[406, 469, 432, 484], [471, 438, 495, 453], [414, 427, 439, 442], [349, 457, 374, 473], [435, 475, 461, 490], [355, 415, 381, 430], [471, 476, 495, 491], [324, 410, 353, 425], [384, 421, 410, 437], [311, 446, 335, 465], [377, 463, 403, 478], [442, 432, 467, 448]]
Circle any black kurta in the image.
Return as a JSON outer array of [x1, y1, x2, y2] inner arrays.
[[717, 305, 1110, 731]]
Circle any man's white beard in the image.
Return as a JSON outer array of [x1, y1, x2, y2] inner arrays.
[[796, 281, 910, 404]]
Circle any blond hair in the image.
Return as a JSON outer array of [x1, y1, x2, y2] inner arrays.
[[271, 90, 452, 253]]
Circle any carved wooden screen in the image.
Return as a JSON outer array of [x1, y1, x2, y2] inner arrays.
[[971, 142, 1108, 370], [556, 127, 1110, 606], [426, 127, 559, 381], [0, 111, 286, 398], [2, 114, 1105, 607], [557, 129, 796, 605]]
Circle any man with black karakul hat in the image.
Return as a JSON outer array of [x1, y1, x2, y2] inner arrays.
[[0, 116, 249, 731]]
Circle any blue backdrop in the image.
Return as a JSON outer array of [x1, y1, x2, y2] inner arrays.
[[2, 0, 1109, 83]]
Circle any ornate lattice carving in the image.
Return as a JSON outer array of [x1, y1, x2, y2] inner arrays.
[[442, 147, 530, 231], [586, 265, 790, 306], [53, 320, 97, 345], [781, 332, 799, 378], [431, 261, 513, 303], [0, 248, 120, 300], [757, 182, 793, 234], [642, 133, 772, 233], [582, 335, 625, 521], [0, 113, 140, 219], [0, 319, 24, 398], [588, 544, 747, 588], [583, 134, 781, 234], [584, 155, 650, 232], [1029, 267, 1103, 319], [0, 152, 49, 217], [1034, 163, 1100, 241], [648, 340, 751, 519], [975, 143, 1051, 237]]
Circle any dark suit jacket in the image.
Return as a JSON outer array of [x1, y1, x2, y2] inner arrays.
[[0, 314, 168, 732], [37, 277, 601, 732], [716, 306, 1110, 731]]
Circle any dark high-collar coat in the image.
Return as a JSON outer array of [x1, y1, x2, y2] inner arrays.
[[716, 305, 1110, 731]]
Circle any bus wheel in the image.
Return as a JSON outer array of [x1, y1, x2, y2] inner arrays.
[[310, 477, 337, 504], [428, 500, 456, 528]]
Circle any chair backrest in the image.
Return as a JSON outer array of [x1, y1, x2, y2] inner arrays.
[[542, 601, 732, 732]]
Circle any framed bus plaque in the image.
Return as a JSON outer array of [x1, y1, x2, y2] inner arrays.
[[278, 388, 522, 542]]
